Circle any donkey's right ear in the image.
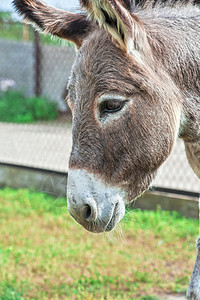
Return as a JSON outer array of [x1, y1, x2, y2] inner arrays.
[[13, 0, 94, 48], [80, 0, 147, 54]]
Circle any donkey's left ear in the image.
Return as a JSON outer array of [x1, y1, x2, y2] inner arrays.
[[81, 0, 146, 54]]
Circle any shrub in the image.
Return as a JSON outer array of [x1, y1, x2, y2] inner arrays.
[[0, 90, 58, 123]]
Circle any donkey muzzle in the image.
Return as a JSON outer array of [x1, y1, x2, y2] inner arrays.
[[67, 169, 126, 233]]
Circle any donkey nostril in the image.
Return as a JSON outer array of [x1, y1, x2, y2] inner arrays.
[[81, 203, 97, 222], [84, 204, 92, 220]]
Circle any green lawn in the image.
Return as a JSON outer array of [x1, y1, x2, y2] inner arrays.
[[0, 188, 198, 299]]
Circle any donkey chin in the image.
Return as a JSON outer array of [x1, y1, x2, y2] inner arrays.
[[67, 169, 126, 233]]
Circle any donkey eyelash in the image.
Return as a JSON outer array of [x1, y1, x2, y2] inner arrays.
[[97, 95, 129, 121], [100, 100, 127, 116], [97, 99, 129, 124]]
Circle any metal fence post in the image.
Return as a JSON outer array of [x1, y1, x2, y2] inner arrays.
[[34, 30, 41, 96]]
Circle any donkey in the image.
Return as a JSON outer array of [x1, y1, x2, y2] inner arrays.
[[13, 0, 200, 298]]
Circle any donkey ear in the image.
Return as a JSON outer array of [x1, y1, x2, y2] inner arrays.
[[13, 0, 94, 48], [81, 0, 146, 53]]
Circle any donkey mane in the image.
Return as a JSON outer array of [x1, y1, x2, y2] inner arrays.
[[138, 4, 200, 88], [137, 0, 195, 9]]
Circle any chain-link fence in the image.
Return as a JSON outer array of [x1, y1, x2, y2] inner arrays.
[[0, 17, 199, 194]]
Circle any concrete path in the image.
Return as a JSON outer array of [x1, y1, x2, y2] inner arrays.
[[0, 122, 72, 172], [0, 122, 199, 193]]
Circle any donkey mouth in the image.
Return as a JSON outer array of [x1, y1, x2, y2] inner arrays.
[[67, 169, 126, 233], [105, 203, 119, 231]]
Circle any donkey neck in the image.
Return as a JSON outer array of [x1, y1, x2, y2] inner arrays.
[[140, 6, 200, 91], [138, 6, 200, 141]]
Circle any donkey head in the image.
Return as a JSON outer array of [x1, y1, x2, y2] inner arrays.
[[14, 0, 181, 232]]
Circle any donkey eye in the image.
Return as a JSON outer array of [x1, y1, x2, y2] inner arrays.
[[100, 100, 124, 115]]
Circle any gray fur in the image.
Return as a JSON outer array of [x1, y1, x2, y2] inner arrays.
[[13, 0, 200, 298]]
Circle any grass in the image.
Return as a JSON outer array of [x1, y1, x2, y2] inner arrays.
[[0, 188, 198, 299], [0, 11, 73, 47], [0, 90, 58, 123]]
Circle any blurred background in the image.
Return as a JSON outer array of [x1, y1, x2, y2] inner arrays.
[[0, 1, 200, 300]]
